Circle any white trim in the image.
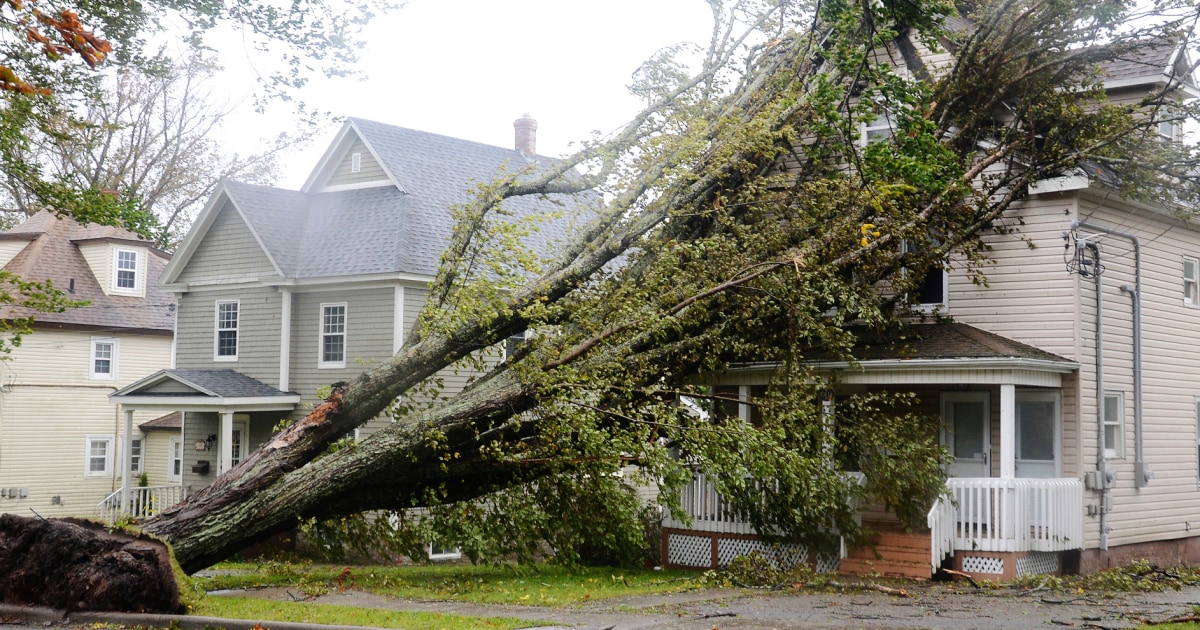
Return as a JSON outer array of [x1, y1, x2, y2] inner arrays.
[[108, 394, 300, 412], [318, 302, 347, 369], [280, 288, 292, 391], [1185, 256, 1199, 307], [111, 247, 142, 296], [941, 391, 991, 478], [318, 180, 395, 193], [126, 435, 143, 475], [1103, 391, 1125, 459], [351, 152, 362, 173], [159, 185, 286, 286], [1029, 171, 1090, 195], [1014, 389, 1062, 478], [89, 337, 118, 380], [264, 272, 436, 288], [393, 286, 405, 355], [214, 300, 240, 361], [85, 435, 114, 477]]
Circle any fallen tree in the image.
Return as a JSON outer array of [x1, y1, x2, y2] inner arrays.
[[5, 0, 1200, 610]]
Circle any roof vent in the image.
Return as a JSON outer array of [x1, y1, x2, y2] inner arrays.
[[514, 113, 537, 156]]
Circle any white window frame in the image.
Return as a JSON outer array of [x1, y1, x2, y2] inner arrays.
[[318, 302, 347, 369], [861, 111, 897, 146], [112, 248, 140, 294], [901, 239, 948, 311], [502, 330, 528, 362], [427, 542, 462, 560], [214, 300, 240, 361], [128, 437, 143, 474], [85, 435, 114, 477], [351, 152, 362, 173], [1160, 118, 1179, 142], [90, 337, 118, 379], [1195, 397, 1200, 483], [168, 436, 183, 482], [1103, 391, 1124, 459], [231, 419, 250, 467], [1185, 257, 1199, 307]]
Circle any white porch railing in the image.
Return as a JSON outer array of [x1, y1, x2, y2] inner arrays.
[[96, 485, 183, 523], [926, 492, 956, 570], [662, 471, 867, 536], [936, 478, 1084, 556]]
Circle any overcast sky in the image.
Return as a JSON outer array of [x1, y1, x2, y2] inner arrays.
[[217, 1, 717, 188]]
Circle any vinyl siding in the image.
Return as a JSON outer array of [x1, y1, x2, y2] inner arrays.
[[176, 201, 277, 284], [77, 242, 113, 295], [175, 287, 283, 386], [0, 240, 28, 269], [325, 138, 390, 188], [0, 329, 172, 518]]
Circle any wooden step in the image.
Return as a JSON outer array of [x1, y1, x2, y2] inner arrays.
[[839, 556, 932, 580], [846, 545, 931, 565]]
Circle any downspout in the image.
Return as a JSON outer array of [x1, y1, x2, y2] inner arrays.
[[1073, 220, 1148, 488]]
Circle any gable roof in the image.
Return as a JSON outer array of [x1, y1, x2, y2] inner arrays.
[[0, 212, 173, 333], [164, 118, 595, 285], [110, 368, 300, 412], [1100, 38, 1199, 94]]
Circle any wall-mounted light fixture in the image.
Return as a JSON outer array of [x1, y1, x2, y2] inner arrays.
[[195, 434, 216, 451]]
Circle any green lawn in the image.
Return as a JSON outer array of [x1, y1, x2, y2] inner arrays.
[[192, 595, 527, 630], [197, 561, 701, 606]]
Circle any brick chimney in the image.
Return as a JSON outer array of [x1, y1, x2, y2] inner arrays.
[[514, 113, 537, 156]]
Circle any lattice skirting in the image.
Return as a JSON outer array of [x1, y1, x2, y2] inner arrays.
[[961, 555, 1005, 575], [664, 529, 839, 572], [1016, 552, 1061, 577]]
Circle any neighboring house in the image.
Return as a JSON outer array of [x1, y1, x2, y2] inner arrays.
[[110, 115, 582, 510], [0, 212, 174, 519], [663, 36, 1200, 578]]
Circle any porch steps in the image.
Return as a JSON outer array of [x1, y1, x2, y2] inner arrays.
[[840, 523, 933, 580]]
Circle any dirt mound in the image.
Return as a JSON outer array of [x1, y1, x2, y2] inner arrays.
[[0, 514, 182, 613]]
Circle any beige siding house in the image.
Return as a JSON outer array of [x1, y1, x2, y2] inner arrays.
[[110, 116, 585, 510], [0, 212, 173, 519], [663, 32, 1200, 578]]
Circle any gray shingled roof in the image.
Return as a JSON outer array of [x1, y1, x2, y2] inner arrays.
[[223, 118, 596, 280], [0, 212, 173, 332], [164, 369, 294, 397], [830, 323, 1074, 363]]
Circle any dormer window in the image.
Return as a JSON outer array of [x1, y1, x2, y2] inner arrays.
[[351, 152, 362, 173], [113, 248, 139, 294]]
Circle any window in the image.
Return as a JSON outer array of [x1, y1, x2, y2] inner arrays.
[[351, 152, 362, 173], [1195, 398, 1200, 482], [231, 421, 249, 467], [168, 436, 182, 481], [502, 330, 527, 362], [1160, 119, 1179, 142], [85, 436, 113, 476], [215, 301, 239, 360], [427, 541, 461, 560], [862, 111, 896, 145], [90, 337, 117, 379], [129, 438, 142, 474], [902, 240, 947, 309], [1185, 257, 1199, 306], [319, 303, 346, 368], [1103, 392, 1124, 458], [113, 248, 139, 293]]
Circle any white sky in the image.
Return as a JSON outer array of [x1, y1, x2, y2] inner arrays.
[[216, 1, 717, 189]]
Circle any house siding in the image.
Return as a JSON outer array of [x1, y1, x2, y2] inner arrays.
[[176, 201, 277, 284], [0, 329, 171, 518], [326, 138, 389, 188], [175, 287, 283, 387], [0, 240, 28, 269]]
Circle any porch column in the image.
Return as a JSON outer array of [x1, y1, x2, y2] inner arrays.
[[1000, 384, 1015, 479], [120, 408, 134, 515], [279, 287, 292, 392], [219, 411, 234, 474]]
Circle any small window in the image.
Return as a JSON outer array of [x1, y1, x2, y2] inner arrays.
[[1160, 119, 1178, 142], [427, 541, 461, 560], [1185, 257, 1199, 306], [1104, 392, 1124, 458], [168, 436, 182, 481], [129, 437, 142, 474], [862, 112, 896, 145], [85, 436, 113, 476], [902, 240, 947, 309], [215, 301, 239, 360], [351, 152, 362, 173], [113, 249, 139, 293], [319, 303, 346, 368], [1195, 398, 1200, 482], [90, 337, 117, 379], [502, 330, 528, 362]]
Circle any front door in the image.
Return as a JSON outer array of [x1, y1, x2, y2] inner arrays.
[[942, 391, 991, 478], [1015, 391, 1060, 478]]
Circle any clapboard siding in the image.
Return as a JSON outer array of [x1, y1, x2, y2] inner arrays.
[[325, 138, 389, 188], [0, 240, 29, 269], [176, 201, 277, 283], [175, 287, 283, 386], [0, 329, 172, 518]]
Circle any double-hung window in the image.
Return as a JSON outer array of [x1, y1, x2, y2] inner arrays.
[[1185, 257, 1199, 307], [901, 239, 947, 310], [129, 438, 143, 474], [319, 303, 346, 368], [113, 248, 139, 293], [1103, 392, 1124, 458], [215, 301, 239, 360], [85, 436, 114, 476], [168, 436, 183, 481], [90, 337, 117, 379]]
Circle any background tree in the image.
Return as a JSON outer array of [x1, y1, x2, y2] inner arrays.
[[0, 55, 299, 245], [4, 0, 1200, 607]]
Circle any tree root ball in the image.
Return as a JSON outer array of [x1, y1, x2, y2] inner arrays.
[[0, 514, 183, 613]]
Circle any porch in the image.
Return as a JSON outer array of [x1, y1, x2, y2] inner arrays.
[[96, 485, 184, 523], [663, 474, 1084, 580]]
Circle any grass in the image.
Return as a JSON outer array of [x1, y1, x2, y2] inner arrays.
[[196, 561, 702, 607], [191, 595, 528, 629]]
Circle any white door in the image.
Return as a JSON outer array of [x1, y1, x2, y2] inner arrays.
[[942, 391, 990, 478], [1015, 391, 1060, 478]]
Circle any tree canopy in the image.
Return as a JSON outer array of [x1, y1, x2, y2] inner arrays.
[[125, 0, 1200, 576]]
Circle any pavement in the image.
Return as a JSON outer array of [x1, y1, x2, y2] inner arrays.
[[4, 581, 1200, 629]]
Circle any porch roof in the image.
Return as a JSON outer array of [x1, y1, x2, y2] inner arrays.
[[110, 368, 300, 413], [726, 323, 1078, 387]]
